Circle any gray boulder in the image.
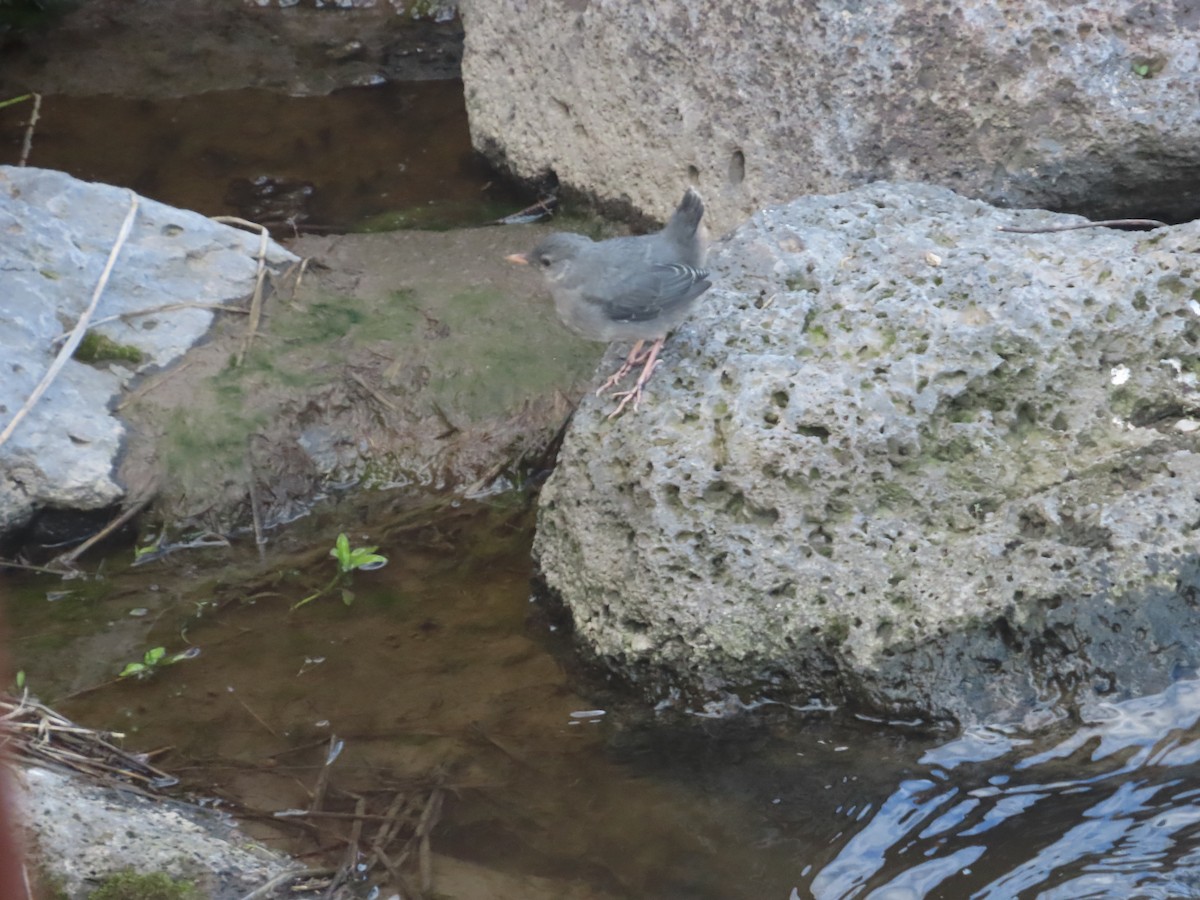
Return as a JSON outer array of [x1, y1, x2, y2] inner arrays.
[[462, 0, 1200, 233], [14, 766, 297, 898], [0, 166, 297, 538], [534, 182, 1200, 726]]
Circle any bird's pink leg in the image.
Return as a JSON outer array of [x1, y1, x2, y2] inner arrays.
[[606, 337, 665, 419], [595, 340, 649, 396]]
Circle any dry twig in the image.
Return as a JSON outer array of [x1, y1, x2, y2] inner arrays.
[[18, 92, 40, 167]]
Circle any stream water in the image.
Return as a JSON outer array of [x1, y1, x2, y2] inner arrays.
[[8, 493, 1200, 899], [4, 67, 1200, 900]]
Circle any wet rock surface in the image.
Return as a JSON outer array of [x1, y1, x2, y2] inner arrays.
[[534, 181, 1200, 726], [462, 0, 1200, 234]]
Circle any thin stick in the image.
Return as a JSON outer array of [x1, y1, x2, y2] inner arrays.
[[998, 218, 1168, 234], [18, 92, 40, 167], [0, 559, 71, 575], [55, 302, 248, 342], [52, 493, 153, 566], [307, 734, 341, 815], [115, 361, 193, 412], [246, 440, 266, 561], [417, 788, 443, 893], [271, 809, 405, 823], [237, 867, 333, 900], [0, 192, 139, 451], [293, 257, 311, 299], [349, 371, 398, 413], [236, 697, 278, 738], [213, 218, 271, 367]]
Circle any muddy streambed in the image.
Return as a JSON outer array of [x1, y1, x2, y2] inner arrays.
[[9, 493, 1200, 898]]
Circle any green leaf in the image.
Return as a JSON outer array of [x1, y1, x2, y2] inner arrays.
[[341, 588, 356, 607], [347, 548, 387, 571], [332, 532, 352, 570], [144, 647, 167, 665], [120, 662, 147, 678], [14, 670, 25, 690]]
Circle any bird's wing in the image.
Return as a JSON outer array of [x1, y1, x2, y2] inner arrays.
[[598, 263, 711, 324]]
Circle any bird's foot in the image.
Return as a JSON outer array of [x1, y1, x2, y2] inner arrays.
[[595, 340, 649, 396], [605, 370, 656, 419], [605, 342, 664, 419]]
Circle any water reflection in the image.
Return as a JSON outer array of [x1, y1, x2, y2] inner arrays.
[[804, 680, 1200, 899]]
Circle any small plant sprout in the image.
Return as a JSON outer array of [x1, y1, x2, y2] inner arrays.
[[119, 646, 201, 680], [331, 532, 388, 573], [292, 533, 388, 611]]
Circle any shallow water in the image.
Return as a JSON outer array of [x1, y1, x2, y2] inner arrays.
[[0, 82, 524, 231], [8, 493, 1200, 899]]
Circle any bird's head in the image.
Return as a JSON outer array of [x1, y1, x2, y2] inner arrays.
[[505, 233, 593, 284]]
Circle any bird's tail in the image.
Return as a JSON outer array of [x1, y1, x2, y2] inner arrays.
[[665, 188, 705, 237]]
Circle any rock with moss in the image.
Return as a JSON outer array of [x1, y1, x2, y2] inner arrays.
[[14, 766, 297, 899], [89, 870, 199, 900], [534, 181, 1200, 727], [0, 165, 297, 542]]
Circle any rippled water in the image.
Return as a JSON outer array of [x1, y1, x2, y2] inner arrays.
[[804, 680, 1200, 898]]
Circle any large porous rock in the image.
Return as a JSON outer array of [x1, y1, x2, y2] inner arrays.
[[0, 166, 297, 540], [461, 0, 1200, 234], [534, 182, 1200, 727]]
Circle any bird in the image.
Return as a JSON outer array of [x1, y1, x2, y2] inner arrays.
[[507, 188, 711, 418]]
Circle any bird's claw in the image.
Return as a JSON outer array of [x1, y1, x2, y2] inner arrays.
[[606, 358, 662, 419]]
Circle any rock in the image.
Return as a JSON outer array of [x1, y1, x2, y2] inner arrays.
[[13, 766, 297, 899], [533, 182, 1200, 726], [0, 166, 297, 540], [461, 0, 1200, 234]]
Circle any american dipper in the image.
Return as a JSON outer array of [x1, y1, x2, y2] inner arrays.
[[507, 189, 711, 417]]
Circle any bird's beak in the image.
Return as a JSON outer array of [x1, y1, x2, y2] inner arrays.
[[505, 253, 530, 265]]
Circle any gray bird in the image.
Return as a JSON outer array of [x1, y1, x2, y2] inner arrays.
[[507, 189, 711, 417]]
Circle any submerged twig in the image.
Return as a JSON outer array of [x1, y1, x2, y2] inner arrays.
[[50, 493, 154, 567], [487, 195, 557, 226], [237, 867, 334, 900]]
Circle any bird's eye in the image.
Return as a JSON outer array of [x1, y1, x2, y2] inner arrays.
[[538, 256, 551, 267]]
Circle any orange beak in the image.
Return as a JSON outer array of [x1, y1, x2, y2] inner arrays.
[[505, 253, 530, 265]]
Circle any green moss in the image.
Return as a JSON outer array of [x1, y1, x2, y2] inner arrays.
[[932, 434, 976, 462], [825, 617, 851, 644], [89, 869, 199, 900], [876, 481, 914, 509], [785, 273, 821, 292], [74, 331, 144, 365]]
